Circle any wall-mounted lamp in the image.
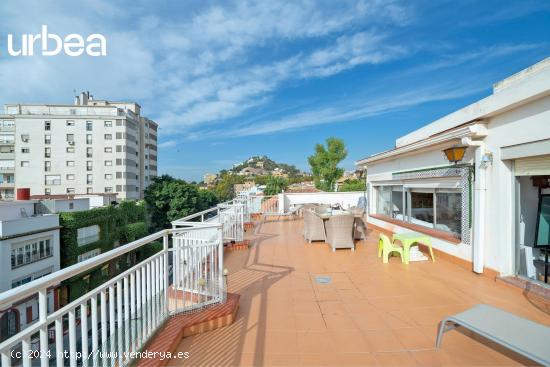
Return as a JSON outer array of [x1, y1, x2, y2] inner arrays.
[[443, 146, 467, 164]]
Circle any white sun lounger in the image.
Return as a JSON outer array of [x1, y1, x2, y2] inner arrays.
[[436, 304, 550, 365]]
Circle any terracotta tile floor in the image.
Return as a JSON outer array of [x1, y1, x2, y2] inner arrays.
[[173, 219, 550, 366]]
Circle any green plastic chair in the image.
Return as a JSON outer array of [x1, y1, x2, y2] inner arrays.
[[378, 234, 404, 264]]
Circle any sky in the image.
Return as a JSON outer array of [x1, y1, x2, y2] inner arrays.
[[0, 0, 549, 182]]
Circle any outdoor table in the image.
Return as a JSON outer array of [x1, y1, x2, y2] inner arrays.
[[392, 232, 435, 264]]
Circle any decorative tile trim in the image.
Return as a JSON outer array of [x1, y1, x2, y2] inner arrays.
[[392, 166, 473, 245]]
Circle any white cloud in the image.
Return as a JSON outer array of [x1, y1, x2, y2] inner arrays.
[[158, 140, 177, 148], [0, 0, 412, 133]]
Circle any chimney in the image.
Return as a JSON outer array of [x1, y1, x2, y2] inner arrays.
[[80, 91, 88, 105]]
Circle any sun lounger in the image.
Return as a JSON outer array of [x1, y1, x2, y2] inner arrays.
[[436, 304, 550, 365]]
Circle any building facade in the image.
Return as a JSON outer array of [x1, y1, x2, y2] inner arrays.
[[1, 92, 158, 201], [357, 57, 550, 285], [0, 201, 60, 341]]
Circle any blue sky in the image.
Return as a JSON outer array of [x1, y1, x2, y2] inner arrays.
[[1, 1, 549, 181]]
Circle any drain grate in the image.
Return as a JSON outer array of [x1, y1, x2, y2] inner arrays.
[[315, 276, 332, 284]]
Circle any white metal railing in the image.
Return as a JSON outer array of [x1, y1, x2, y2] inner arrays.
[[244, 194, 279, 215], [0, 200, 245, 366], [171, 199, 245, 243]]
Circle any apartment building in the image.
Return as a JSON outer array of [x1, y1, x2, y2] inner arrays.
[[0, 200, 60, 341], [2, 91, 158, 200]]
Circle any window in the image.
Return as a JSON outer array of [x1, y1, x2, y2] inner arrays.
[[78, 248, 101, 262], [20, 161, 29, 167], [104, 134, 112, 140], [104, 147, 112, 153], [66, 120, 75, 126], [66, 188, 75, 194], [375, 185, 462, 239], [0, 133, 15, 144], [87, 174, 93, 184], [116, 145, 123, 152], [77, 225, 100, 246], [44, 147, 51, 158], [105, 187, 113, 193], [69, 109, 76, 115], [66, 161, 75, 167], [66, 147, 75, 153], [21, 148, 30, 153], [104, 160, 112, 166], [436, 191, 462, 235], [44, 121, 51, 131], [116, 132, 123, 139], [45, 135, 51, 144], [86, 121, 93, 131], [45, 174, 60, 185], [44, 161, 51, 172], [410, 190, 434, 228], [87, 187, 93, 194], [86, 134, 92, 144], [69, 202, 74, 210], [86, 147, 93, 158], [44, 188, 51, 195], [20, 134, 29, 142], [116, 159, 122, 166], [86, 161, 92, 171], [66, 174, 75, 181], [0, 146, 14, 153], [66, 134, 75, 143], [10, 239, 53, 268], [104, 121, 112, 127], [116, 120, 123, 127], [104, 174, 113, 180]]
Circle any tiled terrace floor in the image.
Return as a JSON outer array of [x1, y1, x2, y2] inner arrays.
[[174, 219, 550, 366]]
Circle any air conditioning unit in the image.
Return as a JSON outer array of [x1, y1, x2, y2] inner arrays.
[[68, 141, 75, 145]]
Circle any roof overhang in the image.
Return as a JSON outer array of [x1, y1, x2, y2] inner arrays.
[[355, 123, 488, 166]]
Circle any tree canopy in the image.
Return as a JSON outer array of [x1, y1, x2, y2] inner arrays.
[[339, 179, 366, 192], [144, 175, 219, 231], [308, 137, 347, 192], [264, 176, 288, 195]]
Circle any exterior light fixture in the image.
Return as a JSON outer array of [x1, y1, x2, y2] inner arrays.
[[443, 146, 467, 164]]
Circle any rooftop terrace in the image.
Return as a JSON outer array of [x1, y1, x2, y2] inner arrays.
[[1, 193, 549, 366], [176, 218, 550, 366]]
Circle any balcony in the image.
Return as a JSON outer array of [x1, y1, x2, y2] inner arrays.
[[0, 214, 59, 238], [1, 193, 549, 366]]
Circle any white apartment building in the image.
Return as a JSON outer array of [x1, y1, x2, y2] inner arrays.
[[1, 91, 158, 200], [0, 200, 60, 341]]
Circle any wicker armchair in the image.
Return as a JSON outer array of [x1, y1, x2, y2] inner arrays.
[[324, 214, 355, 252], [304, 210, 326, 243]]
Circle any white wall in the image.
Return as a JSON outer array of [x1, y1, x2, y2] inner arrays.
[[282, 192, 366, 212]]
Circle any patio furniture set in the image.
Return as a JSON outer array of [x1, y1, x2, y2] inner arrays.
[[303, 204, 367, 252]]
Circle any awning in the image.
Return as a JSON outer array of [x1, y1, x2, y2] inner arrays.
[[515, 155, 550, 176]]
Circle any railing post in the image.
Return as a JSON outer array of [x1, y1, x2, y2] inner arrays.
[[163, 233, 169, 315], [217, 226, 224, 300], [38, 288, 48, 367]]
